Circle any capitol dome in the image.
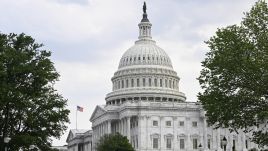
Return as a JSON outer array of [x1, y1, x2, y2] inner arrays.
[[118, 40, 173, 69], [105, 5, 186, 105]]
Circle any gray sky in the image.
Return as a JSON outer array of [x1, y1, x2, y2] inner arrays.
[[0, 0, 257, 146]]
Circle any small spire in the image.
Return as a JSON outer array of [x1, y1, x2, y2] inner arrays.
[[137, 1, 153, 41], [141, 2, 149, 22]]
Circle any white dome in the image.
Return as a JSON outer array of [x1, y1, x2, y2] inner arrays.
[[118, 40, 173, 69], [105, 8, 186, 104]]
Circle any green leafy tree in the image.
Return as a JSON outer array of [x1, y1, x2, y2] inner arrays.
[[96, 133, 134, 151], [0, 33, 70, 151], [198, 0, 268, 147]]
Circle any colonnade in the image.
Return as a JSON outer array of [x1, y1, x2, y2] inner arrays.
[[93, 117, 131, 143]]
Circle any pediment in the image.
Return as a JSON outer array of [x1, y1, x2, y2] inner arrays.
[[90, 105, 107, 121], [66, 130, 74, 143]]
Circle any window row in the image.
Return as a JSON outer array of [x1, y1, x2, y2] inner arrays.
[[114, 68, 176, 77], [120, 55, 171, 66], [152, 120, 198, 127], [152, 137, 201, 150], [113, 77, 179, 90]]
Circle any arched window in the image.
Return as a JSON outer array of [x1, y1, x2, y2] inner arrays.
[[165, 79, 168, 87], [137, 79, 140, 87], [122, 80, 124, 88], [149, 78, 152, 87], [160, 79, 163, 87], [118, 81, 120, 89], [169, 80, 172, 88], [154, 78, 157, 87], [143, 78, 146, 87]]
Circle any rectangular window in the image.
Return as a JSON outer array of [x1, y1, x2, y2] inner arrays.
[[143, 78, 146, 86], [153, 138, 158, 149], [153, 121, 158, 126], [149, 78, 152, 87], [122, 80, 124, 88], [167, 138, 172, 149], [180, 139, 185, 149], [154, 78, 157, 87], [193, 138, 198, 149], [137, 79, 140, 87], [245, 140, 248, 149], [160, 79, 163, 87], [166, 121, 172, 126], [192, 121, 198, 127], [131, 79, 134, 87], [179, 121, 184, 126], [208, 139, 211, 149], [165, 79, 168, 87], [126, 79, 128, 88]]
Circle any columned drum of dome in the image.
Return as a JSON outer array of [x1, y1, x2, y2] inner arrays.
[[105, 2, 186, 105]]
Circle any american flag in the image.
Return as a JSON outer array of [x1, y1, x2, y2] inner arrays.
[[77, 106, 84, 112]]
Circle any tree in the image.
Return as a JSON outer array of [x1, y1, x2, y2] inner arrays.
[[198, 0, 268, 147], [0, 33, 70, 150], [96, 133, 134, 151]]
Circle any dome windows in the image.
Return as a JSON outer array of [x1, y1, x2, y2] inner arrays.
[[131, 79, 134, 87], [143, 78, 146, 87], [126, 79, 129, 88], [154, 78, 157, 87], [112, 67, 180, 91]]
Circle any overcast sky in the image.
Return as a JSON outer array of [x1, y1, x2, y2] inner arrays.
[[0, 0, 257, 146]]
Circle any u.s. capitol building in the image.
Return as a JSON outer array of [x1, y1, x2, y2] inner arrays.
[[66, 3, 259, 151]]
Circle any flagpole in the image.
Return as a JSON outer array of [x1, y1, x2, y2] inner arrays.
[[76, 107, 78, 130]]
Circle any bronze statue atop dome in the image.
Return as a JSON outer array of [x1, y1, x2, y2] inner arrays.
[[143, 2, 147, 14]]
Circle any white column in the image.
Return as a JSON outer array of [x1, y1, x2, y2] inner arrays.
[[217, 129, 221, 151], [116, 121, 118, 133], [203, 118, 208, 150], [146, 116, 149, 149], [124, 118, 127, 136], [160, 116, 163, 150], [122, 118, 125, 136], [173, 117, 177, 150], [101, 123, 103, 137], [127, 117, 131, 140], [100, 124, 102, 137], [186, 117, 191, 150], [119, 119, 122, 134], [108, 120, 111, 134], [242, 133, 247, 151]]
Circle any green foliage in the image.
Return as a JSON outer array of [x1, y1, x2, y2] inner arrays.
[[96, 133, 134, 151], [198, 0, 268, 147], [0, 33, 70, 150]]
